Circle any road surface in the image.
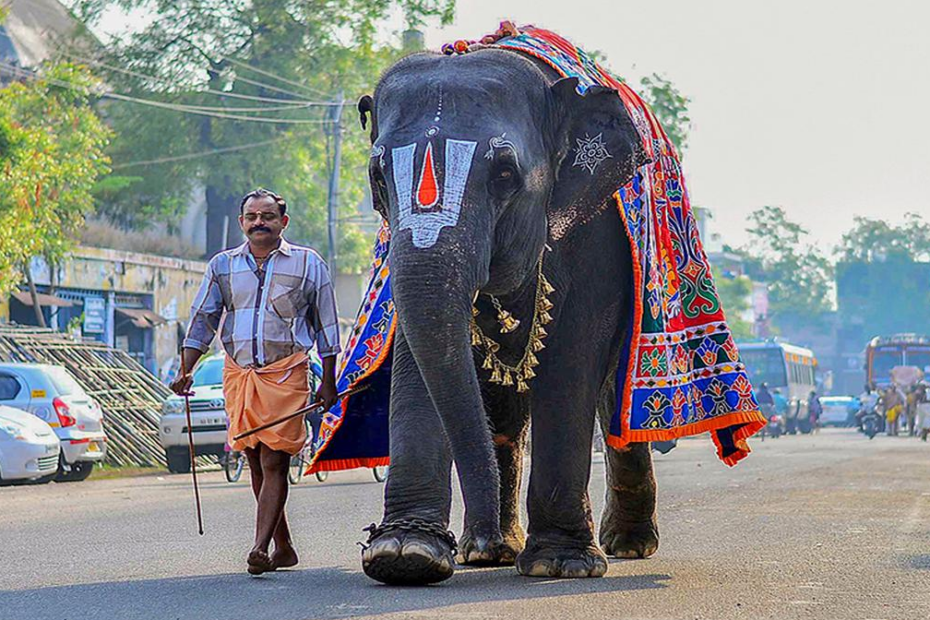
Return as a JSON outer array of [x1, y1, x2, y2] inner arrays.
[[1, 428, 928, 620]]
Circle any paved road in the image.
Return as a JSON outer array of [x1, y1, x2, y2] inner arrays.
[[1, 429, 928, 620]]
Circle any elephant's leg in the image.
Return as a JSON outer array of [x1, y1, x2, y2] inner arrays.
[[460, 386, 529, 565], [361, 326, 456, 585], [598, 440, 659, 559], [517, 375, 607, 578]]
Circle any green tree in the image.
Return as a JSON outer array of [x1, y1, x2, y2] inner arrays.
[[712, 267, 754, 340], [0, 62, 111, 295], [837, 213, 930, 262], [738, 206, 833, 329], [639, 73, 691, 155], [73, 0, 454, 269]]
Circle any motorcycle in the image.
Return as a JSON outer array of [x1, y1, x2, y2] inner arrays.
[[861, 408, 882, 440], [759, 404, 783, 441]]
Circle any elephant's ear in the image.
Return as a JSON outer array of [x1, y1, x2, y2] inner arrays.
[[548, 77, 648, 222], [358, 94, 377, 143], [359, 94, 387, 219]]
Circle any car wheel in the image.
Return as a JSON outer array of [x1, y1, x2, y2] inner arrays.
[[55, 460, 94, 482], [166, 448, 191, 474]]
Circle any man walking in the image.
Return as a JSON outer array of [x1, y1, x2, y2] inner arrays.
[[170, 188, 340, 575]]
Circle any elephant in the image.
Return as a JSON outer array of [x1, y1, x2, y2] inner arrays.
[[355, 44, 662, 585]]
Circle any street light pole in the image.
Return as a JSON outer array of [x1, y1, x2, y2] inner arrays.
[[326, 93, 345, 275]]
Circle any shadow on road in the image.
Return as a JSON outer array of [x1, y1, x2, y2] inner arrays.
[[2, 563, 670, 620]]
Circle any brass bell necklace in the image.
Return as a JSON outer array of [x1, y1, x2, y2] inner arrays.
[[470, 258, 554, 393]]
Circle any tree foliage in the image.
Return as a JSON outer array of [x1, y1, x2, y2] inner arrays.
[[712, 266, 754, 340], [639, 73, 691, 155], [738, 206, 833, 328], [73, 0, 454, 270], [837, 213, 930, 262], [0, 63, 111, 294]]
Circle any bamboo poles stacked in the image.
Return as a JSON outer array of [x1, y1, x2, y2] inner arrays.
[[0, 325, 170, 466]]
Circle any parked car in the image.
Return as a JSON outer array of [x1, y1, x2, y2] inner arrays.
[[159, 353, 323, 474], [0, 405, 61, 484], [0, 363, 107, 481], [819, 396, 860, 427]]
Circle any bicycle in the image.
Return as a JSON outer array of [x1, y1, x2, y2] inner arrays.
[[288, 417, 328, 485], [223, 447, 246, 483]]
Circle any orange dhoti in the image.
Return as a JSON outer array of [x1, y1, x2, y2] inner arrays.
[[223, 352, 310, 455]]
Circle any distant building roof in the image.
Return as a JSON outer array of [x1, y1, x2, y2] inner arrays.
[[1, 0, 87, 71]]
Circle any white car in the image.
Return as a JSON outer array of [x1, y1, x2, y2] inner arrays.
[[0, 405, 61, 484], [819, 396, 859, 427], [160, 354, 228, 473], [0, 363, 108, 481]]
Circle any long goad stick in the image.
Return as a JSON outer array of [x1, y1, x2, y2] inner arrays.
[[233, 384, 369, 442], [180, 367, 205, 536]]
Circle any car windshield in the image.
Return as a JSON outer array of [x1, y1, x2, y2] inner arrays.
[[871, 348, 903, 381], [45, 366, 85, 397], [192, 358, 224, 387], [905, 349, 930, 373]]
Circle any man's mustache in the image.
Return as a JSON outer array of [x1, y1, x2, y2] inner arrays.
[[249, 226, 272, 234]]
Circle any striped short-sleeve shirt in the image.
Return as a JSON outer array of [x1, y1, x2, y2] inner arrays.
[[183, 239, 341, 367]]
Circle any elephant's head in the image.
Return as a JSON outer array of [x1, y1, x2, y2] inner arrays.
[[359, 48, 646, 538]]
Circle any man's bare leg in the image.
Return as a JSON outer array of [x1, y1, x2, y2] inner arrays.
[[248, 444, 292, 572], [244, 446, 297, 569]]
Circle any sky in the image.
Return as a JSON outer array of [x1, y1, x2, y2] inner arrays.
[[98, 1, 930, 251]]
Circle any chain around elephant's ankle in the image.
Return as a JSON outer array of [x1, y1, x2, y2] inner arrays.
[[361, 519, 458, 552]]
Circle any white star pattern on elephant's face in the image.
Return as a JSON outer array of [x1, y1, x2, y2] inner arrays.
[[572, 133, 612, 175]]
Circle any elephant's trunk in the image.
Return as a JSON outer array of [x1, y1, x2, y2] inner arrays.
[[390, 244, 501, 541]]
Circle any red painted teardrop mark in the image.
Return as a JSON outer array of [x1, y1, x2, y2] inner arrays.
[[416, 142, 439, 209]]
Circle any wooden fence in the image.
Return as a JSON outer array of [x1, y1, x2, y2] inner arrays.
[[0, 325, 169, 467]]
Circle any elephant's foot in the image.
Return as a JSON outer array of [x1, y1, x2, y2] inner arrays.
[[458, 526, 524, 566], [361, 521, 456, 585], [516, 539, 608, 578], [599, 517, 659, 559]]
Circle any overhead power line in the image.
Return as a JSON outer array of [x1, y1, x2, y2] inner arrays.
[[111, 136, 294, 170], [58, 49, 346, 107], [0, 61, 336, 125], [222, 57, 332, 99], [0, 30, 344, 108]]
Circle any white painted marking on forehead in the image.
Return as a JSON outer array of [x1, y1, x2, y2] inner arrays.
[[391, 139, 478, 249]]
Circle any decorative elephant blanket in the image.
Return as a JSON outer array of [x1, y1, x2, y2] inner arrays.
[[309, 26, 765, 473]]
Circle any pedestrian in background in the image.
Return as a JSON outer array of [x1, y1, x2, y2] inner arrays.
[[170, 188, 340, 575], [881, 385, 905, 436], [808, 390, 822, 433]]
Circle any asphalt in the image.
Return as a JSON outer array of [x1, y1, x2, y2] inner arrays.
[[0, 428, 928, 620]]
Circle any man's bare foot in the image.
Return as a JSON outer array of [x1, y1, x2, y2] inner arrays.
[[270, 546, 299, 570], [247, 549, 274, 575]]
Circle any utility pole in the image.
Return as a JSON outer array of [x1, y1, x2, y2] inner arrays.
[[326, 92, 345, 275]]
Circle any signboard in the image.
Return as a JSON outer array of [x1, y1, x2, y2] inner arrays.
[[83, 296, 106, 334]]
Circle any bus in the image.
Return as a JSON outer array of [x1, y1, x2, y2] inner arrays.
[[739, 341, 818, 433], [865, 334, 930, 388]]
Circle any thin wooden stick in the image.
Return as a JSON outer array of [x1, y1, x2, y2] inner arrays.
[[180, 363, 204, 536], [233, 384, 369, 441]]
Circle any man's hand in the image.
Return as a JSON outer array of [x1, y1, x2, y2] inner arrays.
[[169, 349, 204, 396], [316, 379, 338, 412], [315, 354, 339, 411], [170, 373, 194, 396]]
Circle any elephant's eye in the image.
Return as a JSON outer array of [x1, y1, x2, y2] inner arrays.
[[488, 162, 522, 200]]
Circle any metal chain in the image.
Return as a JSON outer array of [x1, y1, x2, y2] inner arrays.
[[361, 518, 458, 552]]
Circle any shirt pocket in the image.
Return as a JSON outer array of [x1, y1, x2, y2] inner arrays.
[[269, 281, 306, 319]]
